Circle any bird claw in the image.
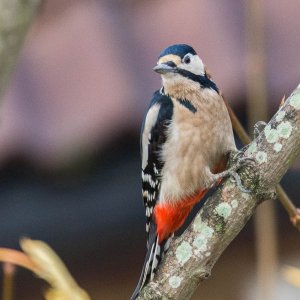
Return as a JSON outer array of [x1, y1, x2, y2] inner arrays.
[[229, 150, 255, 166], [213, 150, 254, 193], [228, 171, 251, 193], [254, 121, 267, 138]]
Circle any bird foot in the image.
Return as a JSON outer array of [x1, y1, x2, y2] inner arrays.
[[254, 121, 268, 138], [212, 150, 255, 193]]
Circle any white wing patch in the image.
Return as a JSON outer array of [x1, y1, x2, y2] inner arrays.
[[142, 103, 161, 169]]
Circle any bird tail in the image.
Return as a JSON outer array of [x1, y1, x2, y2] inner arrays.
[[130, 223, 172, 300]]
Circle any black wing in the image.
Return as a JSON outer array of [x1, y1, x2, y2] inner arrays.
[[131, 90, 173, 300], [140, 89, 173, 238]]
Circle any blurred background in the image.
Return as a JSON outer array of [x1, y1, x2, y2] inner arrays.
[[0, 0, 300, 299]]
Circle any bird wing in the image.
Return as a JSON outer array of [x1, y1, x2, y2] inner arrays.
[[140, 90, 173, 239], [130, 91, 173, 300]]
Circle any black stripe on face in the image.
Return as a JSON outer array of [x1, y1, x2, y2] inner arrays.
[[163, 61, 177, 68], [177, 98, 197, 113], [176, 68, 219, 93]]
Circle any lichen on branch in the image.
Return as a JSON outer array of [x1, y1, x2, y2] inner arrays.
[[137, 84, 300, 300]]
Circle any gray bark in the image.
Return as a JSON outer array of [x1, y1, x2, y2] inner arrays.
[[137, 85, 300, 299], [0, 0, 42, 98]]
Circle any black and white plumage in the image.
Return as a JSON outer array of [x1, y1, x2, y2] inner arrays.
[[141, 89, 173, 237], [131, 89, 174, 300], [131, 44, 238, 299]]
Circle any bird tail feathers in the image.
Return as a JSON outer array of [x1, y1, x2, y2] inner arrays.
[[130, 224, 171, 300]]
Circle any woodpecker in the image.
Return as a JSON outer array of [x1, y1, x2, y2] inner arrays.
[[131, 44, 246, 299]]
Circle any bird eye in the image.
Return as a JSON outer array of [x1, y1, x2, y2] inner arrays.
[[183, 55, 191, 64]]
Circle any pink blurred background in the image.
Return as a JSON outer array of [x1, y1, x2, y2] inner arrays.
[[0, 1, 299, 299]]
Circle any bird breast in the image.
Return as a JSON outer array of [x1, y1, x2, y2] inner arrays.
[[159, 90, 236, 203]]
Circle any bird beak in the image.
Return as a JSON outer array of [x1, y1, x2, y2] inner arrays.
[[153, 62, 178, 74]]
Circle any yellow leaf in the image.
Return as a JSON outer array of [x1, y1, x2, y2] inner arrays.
[[20, 238, 90, 300]]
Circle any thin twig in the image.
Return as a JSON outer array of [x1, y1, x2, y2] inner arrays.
[[0, 248, 39, 273], [2, 263, 15, 300]]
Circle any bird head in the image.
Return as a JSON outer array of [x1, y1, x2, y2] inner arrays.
[[153, 44, 218, 96], [154, 44, 205, 78]]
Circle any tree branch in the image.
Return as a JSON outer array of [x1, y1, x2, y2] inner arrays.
[[137, 84, 300, 299], [227, 103, 300, 229], [0, 0, 42, 98]]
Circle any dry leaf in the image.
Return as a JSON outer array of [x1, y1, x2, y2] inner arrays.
[[20, 238, 90, 300]]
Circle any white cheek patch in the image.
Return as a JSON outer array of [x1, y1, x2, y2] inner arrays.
[[180, 55, 205, 75]]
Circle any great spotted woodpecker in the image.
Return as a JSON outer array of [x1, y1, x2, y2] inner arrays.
[[131, 44, 246, 299]]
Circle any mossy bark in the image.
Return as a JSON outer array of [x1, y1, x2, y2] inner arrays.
[[137, 85, 300, 300]]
